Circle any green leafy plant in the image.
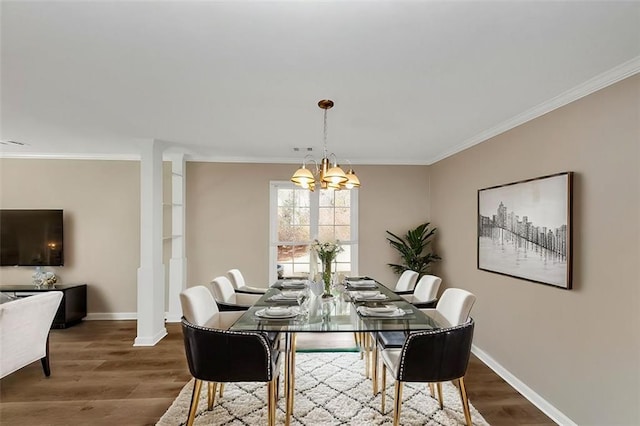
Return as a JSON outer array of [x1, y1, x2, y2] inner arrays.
[[386, 222, 441, 276]]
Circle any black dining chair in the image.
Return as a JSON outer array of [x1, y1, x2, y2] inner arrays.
[[181, 318, 282, 426], [380, 318, 475, 426], [374, 287, 476, 400]]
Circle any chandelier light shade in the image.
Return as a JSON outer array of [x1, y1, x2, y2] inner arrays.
[[290, 100, 360, 191]]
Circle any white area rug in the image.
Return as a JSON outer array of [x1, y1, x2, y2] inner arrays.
[[157, 352, 489, 425]]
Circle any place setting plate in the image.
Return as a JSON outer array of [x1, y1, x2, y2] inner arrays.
[[254, 306, 299, 319], [356, 304, 410, 318], [267, 290, 302, 302], [281, 280, 307, 289], [349, 290, 388, 301]]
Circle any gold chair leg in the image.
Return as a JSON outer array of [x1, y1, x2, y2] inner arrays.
[[268, 378, 276, 426], [428, 382, 435, 398], [393, 380, 403, 426], [219, 383, 225, 398], [364, 333, 370, 378], [207, 382, 218, 410], [381, 364, 387, 413], [284, 334, 290, 425], [285, 333, 297, 426], [458, 377, 473, 426], [437, 382, 444, 409], [372, 338, 378, 395], [187, 379, 202, 426]]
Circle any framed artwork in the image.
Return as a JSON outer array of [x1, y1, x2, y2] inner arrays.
[[477, 172, 573, 289]]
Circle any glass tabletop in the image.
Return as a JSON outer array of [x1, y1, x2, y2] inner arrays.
[[229, 279, 448, 333]]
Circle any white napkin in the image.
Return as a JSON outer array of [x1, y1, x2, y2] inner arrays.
[[347, 281, 377, 288], [346, 278, 376, 284]]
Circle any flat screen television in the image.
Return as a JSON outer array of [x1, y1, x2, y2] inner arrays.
[[0, 209, 64, 266]]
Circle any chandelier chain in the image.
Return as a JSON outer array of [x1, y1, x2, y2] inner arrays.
[[323, 108, 328, 157]]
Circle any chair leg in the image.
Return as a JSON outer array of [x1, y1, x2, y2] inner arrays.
[[436, 382, 444, 409], [381, 364, 387, 413], [364, 333, 370, 378], [393, 380, 403, 426], [428, 383, 435, 398], [207, 382, 218, 410], [187, 379, 203, 426], [40, 335, 51, 377], [219, 383, 225, 397], [372, 338, 378, 395], [268, 378, 276, 426], [458, 377, 473, 426]]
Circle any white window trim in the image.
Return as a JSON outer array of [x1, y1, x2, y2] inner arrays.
[[269, 181, 358, 282]]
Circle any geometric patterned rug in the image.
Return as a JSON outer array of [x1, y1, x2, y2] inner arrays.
[[157, 352, 490, 425]]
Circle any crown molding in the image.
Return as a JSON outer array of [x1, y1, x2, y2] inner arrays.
[[0, 152, 141, 161], [185, 154, 428, 165], [428, 55, 640, 165]]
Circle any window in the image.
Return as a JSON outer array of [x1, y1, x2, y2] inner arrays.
[[269, 182, 358, 281]]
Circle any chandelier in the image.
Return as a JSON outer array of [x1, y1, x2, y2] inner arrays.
[[290, 100, 360, 191]]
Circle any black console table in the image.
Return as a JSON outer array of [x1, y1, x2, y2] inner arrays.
[[0, 284, 87, 328]]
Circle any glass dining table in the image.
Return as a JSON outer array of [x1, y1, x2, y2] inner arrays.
[[229, 277, 450, 425]]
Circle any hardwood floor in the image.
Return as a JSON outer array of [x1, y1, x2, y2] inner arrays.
[[0, 321, 555, 425]]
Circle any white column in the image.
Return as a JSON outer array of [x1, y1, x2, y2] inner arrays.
[[166, 154, 186, 323], [135, 139, 167, 346]]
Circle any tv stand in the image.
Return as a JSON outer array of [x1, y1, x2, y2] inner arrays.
[[0, 284, 87, 328]]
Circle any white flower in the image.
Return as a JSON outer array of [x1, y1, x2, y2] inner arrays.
[[311, 239, 343, 262]]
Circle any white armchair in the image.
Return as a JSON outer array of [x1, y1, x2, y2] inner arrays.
[[0, 291, 63, 378]]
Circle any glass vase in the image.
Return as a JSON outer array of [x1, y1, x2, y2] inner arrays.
[[322, 256, 333, 298]]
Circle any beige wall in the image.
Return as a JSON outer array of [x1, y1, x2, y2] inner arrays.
[[0, 160, 430, 315], [429, 74, 640, 424], [185, 163, 430, 288], [0, 159, 140, 314]]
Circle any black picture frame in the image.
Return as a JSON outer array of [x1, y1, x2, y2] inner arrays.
[[477, 172, 573, 289]]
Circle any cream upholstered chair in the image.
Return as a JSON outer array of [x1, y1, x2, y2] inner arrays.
[[0, 291, 63, 379], [380, 318, 475, 426], [378, 288, 476, 350], [227, 269, 267, 294], [421, 287, 476, 327], [375, 287, 476, 400], [392, 270, 419, 294], [179, 286, 281, 426], [209, 276, 262, 311], [180, 285, 244, 329], [400, 274, 442, 307]]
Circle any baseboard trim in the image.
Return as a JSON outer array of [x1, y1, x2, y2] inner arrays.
[[85, 312, 181, 321], [133, 328, 167, 347], [471, 344, 577, 426], [85, 312, 137, 320]]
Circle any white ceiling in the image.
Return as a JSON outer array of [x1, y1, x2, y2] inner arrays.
[[1, 1, 639, 164]]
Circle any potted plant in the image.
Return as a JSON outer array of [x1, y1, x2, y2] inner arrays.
[[386, 222, 441, 277]]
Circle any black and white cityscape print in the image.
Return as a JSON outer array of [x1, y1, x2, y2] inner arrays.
[[478, 173, 572, 288]]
